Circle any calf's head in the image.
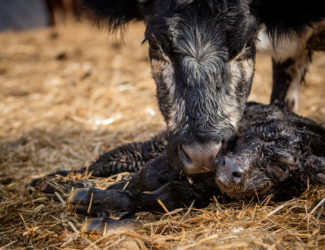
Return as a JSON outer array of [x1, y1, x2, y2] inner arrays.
[[85, 0, 258, 174], [215, 125, 300, 200]]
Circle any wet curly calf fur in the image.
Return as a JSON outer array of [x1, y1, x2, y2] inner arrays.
[[30, 103, 325, 233]]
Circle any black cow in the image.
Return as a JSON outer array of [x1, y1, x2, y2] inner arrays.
[[83, 0, 325, 175]]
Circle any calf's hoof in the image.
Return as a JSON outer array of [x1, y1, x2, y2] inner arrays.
[[81, 217, 142, 235], [26, 175, 93, 195], [68, 188, 93, 203], [68, 187, 134, 217]]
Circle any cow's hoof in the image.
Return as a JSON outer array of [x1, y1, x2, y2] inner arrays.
[[81, 217, 142, 235]]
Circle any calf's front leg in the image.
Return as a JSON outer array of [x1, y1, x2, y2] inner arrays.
[[68, 180, 216, 217], [68, 154, 215, 217], [107, 154, 180, 192]]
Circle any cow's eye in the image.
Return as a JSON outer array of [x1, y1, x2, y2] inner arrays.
[[238, 38, 255, 59], [244, 44, 252, 51], [244, 39, 254, 51]]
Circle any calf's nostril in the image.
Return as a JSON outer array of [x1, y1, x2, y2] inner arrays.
[[232, 171, 242, 179]]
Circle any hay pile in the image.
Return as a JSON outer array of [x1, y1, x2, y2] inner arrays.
[[0, 21, 324, 249]]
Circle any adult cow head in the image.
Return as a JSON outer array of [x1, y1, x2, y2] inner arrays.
[[85, 0, 258, 174]]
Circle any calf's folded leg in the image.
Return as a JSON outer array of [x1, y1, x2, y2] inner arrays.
[[68, 180, 216, 217], [29, 132, 167, 190], [107, 154, 180, 192], [86, 132, 167, 177]]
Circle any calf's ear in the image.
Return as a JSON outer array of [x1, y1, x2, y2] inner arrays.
[[306, 156, 325, 185], [83, 0, 148, 30]]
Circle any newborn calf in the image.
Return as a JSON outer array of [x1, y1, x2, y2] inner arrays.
[[67, 103, 325, 216], [30, 103, 325, 232]]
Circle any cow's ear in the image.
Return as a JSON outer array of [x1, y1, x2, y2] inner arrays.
[[83, 0, 149, 30]]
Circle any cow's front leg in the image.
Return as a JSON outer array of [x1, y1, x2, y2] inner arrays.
[[270, 50, 312, 112]]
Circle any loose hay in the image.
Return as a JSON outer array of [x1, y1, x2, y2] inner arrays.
[[0, 21, 324, 249]]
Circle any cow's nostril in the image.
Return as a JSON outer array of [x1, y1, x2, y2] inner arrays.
[[178, 144, 192, 166], [178, 141, 222, 174]]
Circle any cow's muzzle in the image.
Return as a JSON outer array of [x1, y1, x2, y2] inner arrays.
[[178, 141, 222, 174]]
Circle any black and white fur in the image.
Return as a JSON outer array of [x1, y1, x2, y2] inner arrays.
[[82, 0, 325, 174]]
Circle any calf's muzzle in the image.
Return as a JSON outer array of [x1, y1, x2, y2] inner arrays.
[[216, 157, 243, 184]]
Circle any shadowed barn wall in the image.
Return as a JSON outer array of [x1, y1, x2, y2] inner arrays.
[[0, 0, 50, 31]]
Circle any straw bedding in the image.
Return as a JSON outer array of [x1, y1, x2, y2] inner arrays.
[[0, 21, 324, 249]]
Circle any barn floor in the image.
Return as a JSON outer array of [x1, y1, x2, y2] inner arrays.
[[0, 22, 325, 249]]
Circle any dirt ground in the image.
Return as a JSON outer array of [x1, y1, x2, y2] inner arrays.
[[0, 22, 324, 249]]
